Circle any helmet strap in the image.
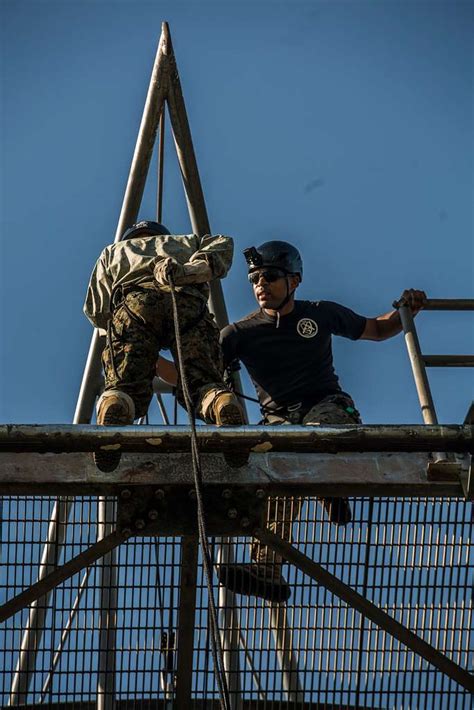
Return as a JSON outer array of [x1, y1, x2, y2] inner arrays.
[[274, 276, 296, 311]]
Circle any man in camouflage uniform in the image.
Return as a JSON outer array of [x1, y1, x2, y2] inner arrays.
[[218, 240, 426, 602], [84, 220, 244, 472]]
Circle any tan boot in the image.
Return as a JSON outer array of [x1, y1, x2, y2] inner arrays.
[[212, 391, 248, 468], [213, 391, 244, 426], [93, 390, 135, 472]]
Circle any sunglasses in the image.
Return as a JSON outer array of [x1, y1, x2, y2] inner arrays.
[[248, 268, 286, 285]]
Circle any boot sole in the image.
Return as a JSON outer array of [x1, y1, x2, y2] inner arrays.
[[93, 405, 133, 473], [217, 564, 291, 603], [218, 403, 249, 468]]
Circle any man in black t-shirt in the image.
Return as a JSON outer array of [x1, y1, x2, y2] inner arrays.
[[218, 240, 426, 603]]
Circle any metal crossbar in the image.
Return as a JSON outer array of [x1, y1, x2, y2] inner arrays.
[[396, 299, 474, 499], [1, 495, 473, 707], [396, 298, 474, 427]]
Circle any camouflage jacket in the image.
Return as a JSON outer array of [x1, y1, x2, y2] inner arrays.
[[84, 233, 233, 329]]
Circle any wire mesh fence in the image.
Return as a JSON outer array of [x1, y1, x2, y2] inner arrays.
[[1, 494, 472, 708]]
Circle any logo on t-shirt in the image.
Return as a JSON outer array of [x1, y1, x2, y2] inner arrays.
[[297, 318, 318, 338]]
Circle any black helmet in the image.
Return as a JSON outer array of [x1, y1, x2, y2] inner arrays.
[[243, 240, 303, 281], [122, 220, 170, 240]]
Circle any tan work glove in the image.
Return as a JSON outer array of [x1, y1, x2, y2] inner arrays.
[[154, 257, 187, 286], [154, 257, 212, 287]]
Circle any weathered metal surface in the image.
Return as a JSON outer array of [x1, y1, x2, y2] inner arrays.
[[255, 529, 474, 693], [1, 424, 472, 454], [0, 451, 468, 496], [116, 485, 266, 536]]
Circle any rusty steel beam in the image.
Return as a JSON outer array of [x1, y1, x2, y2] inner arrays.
[[254, 528, 474, 693], [0, 451, 468, 497], [0, 424, 472, 454]]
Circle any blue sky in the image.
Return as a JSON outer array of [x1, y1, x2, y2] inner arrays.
[[1, 0, 472, 425]]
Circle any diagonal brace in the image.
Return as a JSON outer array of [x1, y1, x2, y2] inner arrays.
[[0, 529, 128, 623], [254, 527, 474, 693]]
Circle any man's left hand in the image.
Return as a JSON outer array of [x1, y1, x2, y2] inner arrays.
[[154, 257, 187, 286], [398, 288, 427, 316]]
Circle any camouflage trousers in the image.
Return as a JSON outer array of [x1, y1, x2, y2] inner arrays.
[[102, 286, 226, 419], [252, 394, 362, 565]]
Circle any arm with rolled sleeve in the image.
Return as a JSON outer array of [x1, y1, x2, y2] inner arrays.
[[155, 234, 235, 286]]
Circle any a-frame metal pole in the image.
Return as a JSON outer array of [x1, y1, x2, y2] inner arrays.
[[8, 30, 169, 706], [94, 30, 168, 710], [9, 21, 247, 705], [164, 22, 230, 331], [163, 21, 246, 704]]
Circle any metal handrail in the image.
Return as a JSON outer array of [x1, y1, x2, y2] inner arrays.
[[422, 299, 474, 311]]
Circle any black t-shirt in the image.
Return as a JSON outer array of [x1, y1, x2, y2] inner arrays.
[[221, 300, 366, 412]]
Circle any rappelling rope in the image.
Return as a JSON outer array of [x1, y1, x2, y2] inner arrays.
[[168, 274, 231, 710]]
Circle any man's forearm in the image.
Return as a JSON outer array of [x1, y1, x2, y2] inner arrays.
[[360, 289, 427, 342], [361, 310, 402, 341], [372, 310, 403, 340]]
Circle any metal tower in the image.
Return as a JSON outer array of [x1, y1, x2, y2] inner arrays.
[[0, 22, 473, 709]]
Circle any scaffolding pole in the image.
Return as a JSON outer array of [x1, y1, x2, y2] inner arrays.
[[2, 424, 471, 454], [8, 27, 169, 702]]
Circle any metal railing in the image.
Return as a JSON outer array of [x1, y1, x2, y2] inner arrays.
[[2, 23, 473, 709], [396, 298, 474, 426]]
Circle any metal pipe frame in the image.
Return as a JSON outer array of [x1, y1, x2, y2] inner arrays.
[[422, 355, 474, 367], [253, 528, 474, 693], [422, 299, 474, 311], [398, 304, 438, 425], [163, 21, 243, 343], [97, 499, 118, 710], [2, 424, 472, 454], [266, 602, 305, 702], [9, 25, 171, 703], [159, 21, 248, 699], [8, 20, 247, 702], [175, 536, 199, 706], [217, 544, 243, 709]]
